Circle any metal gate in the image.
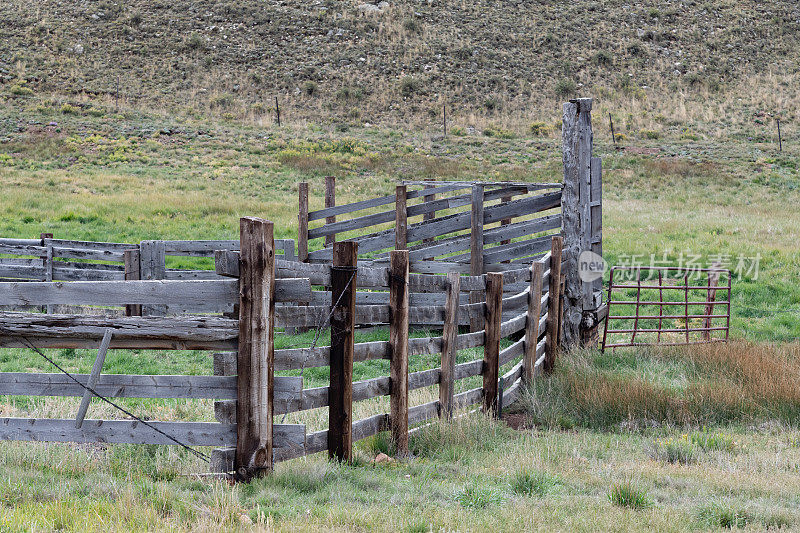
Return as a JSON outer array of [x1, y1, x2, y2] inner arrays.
[[601, 266, 731, 351]]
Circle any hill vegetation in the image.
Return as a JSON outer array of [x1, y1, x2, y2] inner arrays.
[[2, 0, 799, 135]]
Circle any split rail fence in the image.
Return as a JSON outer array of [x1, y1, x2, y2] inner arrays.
[[0, 217, 565, 478]]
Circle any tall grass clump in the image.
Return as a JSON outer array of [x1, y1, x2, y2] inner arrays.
[[510, 469, 559, 497], [609, 481, 651, 509], [409, 413, 515, 463], [520, 342, 800, 429]]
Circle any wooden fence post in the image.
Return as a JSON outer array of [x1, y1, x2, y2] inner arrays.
[[298, 182, 309, 263], [523, 261, 544, 383], [389, 249, 409, 456], [439, 271, 460, 419], [423, 185, 436, 245], [469, 184, 485, 332], [139, 240, 166, 316], [561, 98, 594, 348], [325, 176, 336, 247], [123, 249, 142, 316], [235, 217, 276, 479], [483, 272, 502, 415], [329, 241, 357, 462], [211, 351, 237, 474], [544, 236, 563, 373], [40, 233, 53, 313], [395, 185, 407, 250]]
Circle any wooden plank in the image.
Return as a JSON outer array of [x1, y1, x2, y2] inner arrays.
[[0, 264, 125, 282], [0, 313, 238, 350], [162, 240, 239, 255], [422, 185, 436, 244], [408, 400, 439, 426], [454, 359, 483, 380], [405, 211, 472, 243], [139, 240, 166, 316], [453, 387, 482, 409], [275, 340, 389, 371], [545, 236, 563, 372], [308, 209, 395, 239], [0, 372, 296, 402], [74, 329, 112, 428], [163, 269, 223, 281], [499, 337, 525, 367], [483, 214, 561, 245], [395, 185, 408, 250], [483, 191, 562, 225], [308, 194, 396, 221], [482, 236, 552, 265], [590, 156, 603, 294], [408, 234, 471, 261], [123, 250, 142, 316], [325, 176, 336, 247], [48, 239, 133, 252], [51, 247, 125, 262], [470, 184, 485, 332], [439, 272, 459, 419], [524, 262, 544, 383], [389, 250, 409, 455], [236, 217, 275, 477], [404, 183, 469, 199], [0, 418, 237, 447], [298, 182, 309, 262], [483, 273, 502, 414], [329, 241, 357, 462]]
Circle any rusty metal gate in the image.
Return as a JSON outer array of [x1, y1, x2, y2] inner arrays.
[[601, 266, 731, 351]]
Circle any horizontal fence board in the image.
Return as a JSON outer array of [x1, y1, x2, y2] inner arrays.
[[0, 313, 238, 350], [454, 359, 483, 380], [404, 183, 469, 199], [275, 341, 389, 371], [500, 313, 527, 338], [409, 368, 440, 390], [453, 387, 482, 409], [456, 330, 485, 350], [406, 193, 472, 218], [48, 239, 134, 252], [51, 247, 126, 262], [483, 214, 561, 245], [162, 240, 239, 255], [0, 264, 124, 282], [407, 234, 471, 261], [483, 191, 562, 225], [501, 361, 524, 383], [408, 400, 439, 426], [499, 338, 525, 367], [0, 278, 310, 307], [406, 211, 471, 243], [483, 236, 552, 264], [408, 335, 443, 356], [308, 194, 396, 221], [501, 377, 523, 407], [0, 373, 301, 404], [163, 270, 223, 281], [0, 418, 237, 446], [353, 413, 390, 442], [308, 210, 395, 239]]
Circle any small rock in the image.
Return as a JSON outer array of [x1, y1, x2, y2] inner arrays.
[[73, 44, 84, 55], [636, 28, 645, 37], [377, 1, 390, 9], [372, 452, 394, 464], [357, 3, 381, 13]]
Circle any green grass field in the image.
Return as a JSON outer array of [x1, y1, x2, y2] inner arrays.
[[2, 93, 800, 531]]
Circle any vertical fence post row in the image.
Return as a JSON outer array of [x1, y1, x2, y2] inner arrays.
[[325, 176, 336, 248], [389, 250, 409, 456], [395, 185, 407, 250], [235, 217, 276, 479], [123, 249, 142, 316], [439, 271, 460, 419], [329, 241, 357, 462], [544, 236, 563, 373], [523, 261, 544, 382], [469, 184, 485, 332], [139, 240, 166, 316], [298, 182, 309, 263], [483, 272, 502, 415]]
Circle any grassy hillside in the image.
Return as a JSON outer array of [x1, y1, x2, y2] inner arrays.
[[2, 0, 799, 135]]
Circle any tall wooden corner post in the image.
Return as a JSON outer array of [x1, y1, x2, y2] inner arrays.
[[561, 97, 603, 350], [389, 249, 409, 456], [236, 217, 276, 480]]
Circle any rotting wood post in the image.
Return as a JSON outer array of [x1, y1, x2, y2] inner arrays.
[[423, 185, 436, 245], [389, 249, 409, 456], [469, 184, 485, 332], [40, 233, 53, 313], [325, 176, 336, 248], [329, 241, 357, 462], [298, 182, 309, 262], [523, 261, 544, 383], [544, 236, 563, 373], [139, 240, 166, 316], [395, 185, 407, 250], [235, 217, 276, 480], [482, 272, 502, 415], [561, 97, 593, 348], [439, 271, 460, 419], [123, 249, 142, 316]]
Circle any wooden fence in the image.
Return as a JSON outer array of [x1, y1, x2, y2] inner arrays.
[[0, 217, 564, 479]]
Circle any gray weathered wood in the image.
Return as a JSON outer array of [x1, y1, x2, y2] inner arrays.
[[498, 337, 525, 367], [395, 185, 408, 250], [590, 156, 603, 295], [123, 250, 142, 316], [483, 191, 562, 225], [298, 182, 309, 262], [74, 329, 113, 428], [439, 272, 459, 419], [545, 236, 564, 372], [389, 250, 409, 455], [483, 273, 502, 414], [482, 214, 562, 245], [482, 235, 552, 265], [308, 193, 396, 221], [524, 261, 544, 383], [308, 209, 395, 239], [408, 400, 439, 426], [324, 175, 336, 247], [0, 313, 238, 350], [470, 184, 485, 332], [236, 217, 276, 477], [139, 240, 166, 316]]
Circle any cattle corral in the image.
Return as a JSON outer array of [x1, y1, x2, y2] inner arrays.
[[0, 99, 602, 480]]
